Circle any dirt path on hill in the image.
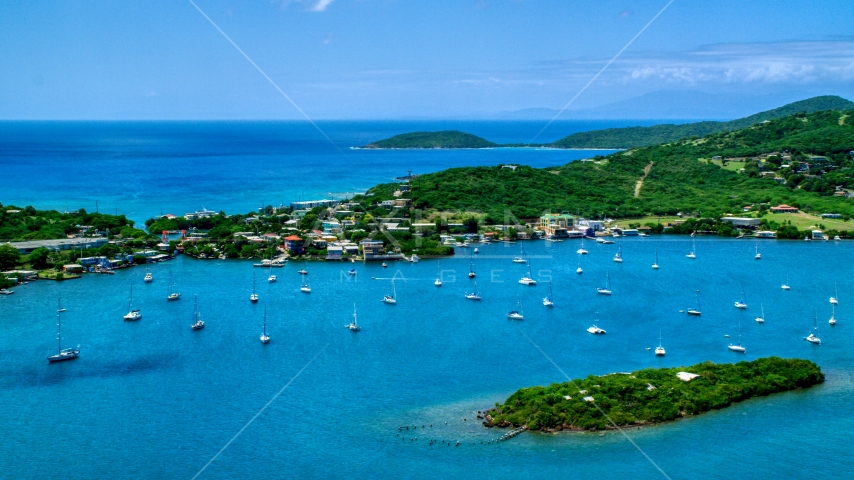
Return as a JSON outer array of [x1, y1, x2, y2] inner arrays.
[[634, 162, 653, 197]]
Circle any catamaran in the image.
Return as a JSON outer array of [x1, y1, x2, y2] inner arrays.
[[507, 297, 524, 320], [687, 290, 701, 315], [756, 303, 765, 323], [596, 271, 612, 295], [250, 271, 259, 302], [465, 281, 481, 300], [728, 316, 746, 353], [587, 319, 606, 335], [143, 268, 153, 283], [577, 237, 588, 255], [124, 285, 142, 321], [518, 261, 536, 286], [166, 271, 181, 301], [468, 252, 476, 278], [782, 275, 791, 290], [191, 294, 205, 330], [686, 236, 696, 259], [435, 261, 442, 287], [346, 303, 361, 331], [652, 249, 659, 269], [829, 304, 837, 326], [805, 309, 821, 345], [830, 283, 839, 305], [655, 331, 665, 356], [543, 282, 554, 307], [260, 306, 270, 344], [47, 299, 79, 363], [382, 281, 397, 304], [734, 283, 747, 309]]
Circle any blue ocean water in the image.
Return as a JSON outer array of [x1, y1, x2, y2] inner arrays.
[[0, 120, 632, 226], [2, 122, 854, 479]]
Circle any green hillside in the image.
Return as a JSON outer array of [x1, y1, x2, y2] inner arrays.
[[362, 130, 497, 149], [550, 95, 854, 148]]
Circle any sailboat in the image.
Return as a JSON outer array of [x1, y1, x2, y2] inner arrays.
[[166, 272, 181, 301], [47, 299, 79, 363], [576, 255, 583, 274], [830, 283, 839, 305], [507, 297, 524, 320], [143, 268, 153, 283], [781, 275, 791, 290], [382, 281, 397, 304], [518, 261, 536, 285], [468, 251, 476, 278], [577, 237, 588, 255], [260, 305, 270, 344], [250, 271, 259, 302], [587, 319, 606, 334], [754, 244, 761, 260], [300, 278, 311, 293], [829, 304, 837, 326], [465, 280, 481, 300], [191, 294, 205, 330], [435, 261, 442, 287], [268, 257, 277, 283], [756, 303, 765, 323], [346, 303, 361, 331], [687, 290, 701, 315], [123, 285, 142, 321], [543, 282, 554, 307], [298, 262, 308, 275], [652, 249, 659, 270], [512, 246, 527, 263], [734, 283, 747, 309], [805, 309, 821, 345], [655, 331, 665, 356], [686, 236, 696, 259], [728, 315, 746, 353], [596, 271, 612, 295], [613, 243, 623, 263]]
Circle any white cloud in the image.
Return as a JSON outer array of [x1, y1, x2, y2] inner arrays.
[[309, 0, 334, 12]]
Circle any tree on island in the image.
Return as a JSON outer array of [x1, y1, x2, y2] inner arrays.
[[28, 247, 51, 270], [0, 244, 20, 270]]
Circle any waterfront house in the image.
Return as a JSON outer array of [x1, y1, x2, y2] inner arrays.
[[757, 231, 776, 239], [284, 235, 305, 254], [289, 199, 338, 209], [811, 230, 825, 240], [720, 217, 761, 229], [360, 240, 385, 260], [326, 245, 343, 260], [539, 214, 574, 236]]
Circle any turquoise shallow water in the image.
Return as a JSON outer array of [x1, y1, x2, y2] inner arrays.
[[2, 237, 854, 479]]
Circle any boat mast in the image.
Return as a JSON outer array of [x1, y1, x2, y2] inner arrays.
[[56, 298, 62, 354]]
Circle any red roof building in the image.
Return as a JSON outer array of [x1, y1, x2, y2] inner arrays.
[[771, 204, 799, 213]]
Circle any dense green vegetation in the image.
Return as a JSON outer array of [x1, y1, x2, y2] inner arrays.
[[488, 357, 823, 431], [550, 95, 854, 148], [0, 205, 140, 241], [362, 130, 498, 149], [359, 108, 854, 225]]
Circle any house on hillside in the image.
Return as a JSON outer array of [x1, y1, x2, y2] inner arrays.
[[283, 235, 304, 254], [771, 204, 799, 213]]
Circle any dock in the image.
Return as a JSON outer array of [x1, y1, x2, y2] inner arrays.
[[498, 425, 527, 442]]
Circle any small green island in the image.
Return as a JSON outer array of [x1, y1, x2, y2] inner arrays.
[[485, 357, 823, 432], [361, 130, 497, 149]]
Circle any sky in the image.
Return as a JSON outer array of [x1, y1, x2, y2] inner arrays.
[[1, 0, 853, 120]]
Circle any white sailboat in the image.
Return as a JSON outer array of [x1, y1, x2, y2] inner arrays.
[[686, 236, 696, 259], [191, 294, 205, 330], [756, 303, 765, 323], [250, 271, 259, 302], [596, 271, 612, 295], [143, 268, 153, 283], [805, 309, 821, 345], [754, 244, 761, 260], [47, 299, 79, 363], [298, 262, 308, 275], [734, 283, 747, 309], [687, 290, 701, 316], [652, 249, 659, 269], [518, 261, 536, 286], [543, 282, 554, 307], [123, 285, 142, 321], [382, 281, 397, 304], [830, 283, 839, 305], [268, 257, 277, 283], [728, 314, 746, 353], [655, 331, 665, 356], [577, 237, 588, 255], [468, 252, 476, 278], [435, 261, 442, 287], [507, 297, 524, 320], [260, 305, 270, 344], [587, 319, 606, 334], [465, 280, 481, 300], [512, 246, 527, 263], [166, 271, 181, 301], [613, 243, 623, 263], [781, 275, 790, 290], [829, 304, 837, 326], [576, 255, 583, 274], [300, 278, 311, 293], [346, 303, 361, 331]]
